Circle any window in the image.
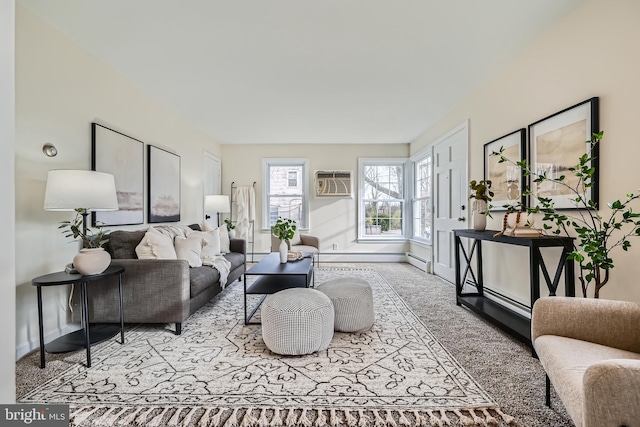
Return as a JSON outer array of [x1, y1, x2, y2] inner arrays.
[[359, 158, 407, 239], [263, 159, 309, 229], [287, 171, 298, 187], [412, 149, 432, 244]]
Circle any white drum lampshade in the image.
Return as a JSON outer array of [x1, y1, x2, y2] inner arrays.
[[44, 170, 119, 212]]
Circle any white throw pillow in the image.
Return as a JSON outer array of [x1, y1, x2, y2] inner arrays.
[[218, 227, 230, 254], [136, 226, 177, 260], [289, 226, 302, 246], [202, 222, 215, 232], [174, 234, 204, 267], [192, 230, 221, 260]]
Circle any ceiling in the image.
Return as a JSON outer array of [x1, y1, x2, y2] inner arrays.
[[19, 0, 584, 145]]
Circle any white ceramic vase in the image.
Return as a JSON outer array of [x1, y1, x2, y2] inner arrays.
[[228, 229, 236, 239], [73, 247, 111, 275], [278, 239, 288, 263], [472, 199, 487, 231], [473, 212, 487, 231]]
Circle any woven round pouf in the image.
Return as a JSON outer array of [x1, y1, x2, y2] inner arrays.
[[261, 288, 334, 355], [317, 277, 375, 332]]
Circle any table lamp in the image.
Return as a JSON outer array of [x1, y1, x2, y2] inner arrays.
[[204, 194, 230, 226], [44, 170, 119, 274]]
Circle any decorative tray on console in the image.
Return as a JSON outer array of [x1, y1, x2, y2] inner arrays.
[[287, 251, 304, 261]]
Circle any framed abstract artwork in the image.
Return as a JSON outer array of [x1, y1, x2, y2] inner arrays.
[[148, 145, 181, 223], [528, 97, 599, 210], [483, 128, 526, 211], [91, 123, 144, 226]]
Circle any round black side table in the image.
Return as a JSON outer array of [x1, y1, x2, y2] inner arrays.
[[32, 265, 125, 368]]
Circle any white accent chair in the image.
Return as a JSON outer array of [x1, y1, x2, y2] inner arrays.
[[270, 228, 320, 264]]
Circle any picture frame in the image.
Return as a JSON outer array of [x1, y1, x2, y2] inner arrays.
[[483, 128, 526, 211], [528, 97, 599, 210], [91, 123, 144, 226], [148, 145, 181, 223]]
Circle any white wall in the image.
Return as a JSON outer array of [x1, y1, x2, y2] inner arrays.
[[410, 0, 640, 303], [15, 6, 223, 358], [1, 0, 16, 403], [221, 143, 410, 257]]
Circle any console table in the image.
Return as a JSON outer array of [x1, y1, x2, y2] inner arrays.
[[32, 265, 125, 368], [453, 229, 574, 343]]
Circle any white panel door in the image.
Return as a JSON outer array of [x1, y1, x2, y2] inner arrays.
[[203, 151, 222, 226], [433, 123, 468, 283]]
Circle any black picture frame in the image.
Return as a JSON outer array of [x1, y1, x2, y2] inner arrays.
[[148, 145, 181, 223], [483, 128, 526, 211], [91, 123, 144, 226], [528, 97, 599, 210]]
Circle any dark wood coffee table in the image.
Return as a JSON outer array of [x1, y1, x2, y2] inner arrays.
[[243, 252, 314, 324]]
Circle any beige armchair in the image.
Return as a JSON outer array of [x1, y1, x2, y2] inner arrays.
[[271, 229, 320, 264], [531, 297, 640, 427]]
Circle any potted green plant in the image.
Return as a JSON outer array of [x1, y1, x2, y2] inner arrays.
[[271, 217, 296, 263], [469, 179, 493, 230], [493, 131, 640, 297], [223, 218, 236, 238], [59, 208, 111, 275]]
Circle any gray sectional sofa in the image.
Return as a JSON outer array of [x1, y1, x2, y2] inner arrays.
[[72, 225, 246, 334]]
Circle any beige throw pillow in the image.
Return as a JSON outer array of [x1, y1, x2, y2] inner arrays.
[[289, 226, 302, 246], [192, 230, 221, 260], [136, 226, 177, 260], [218, 227, 230, 254], [174, 234, 204, 267]]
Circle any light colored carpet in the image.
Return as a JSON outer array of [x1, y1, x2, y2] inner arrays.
[[16, 263, 573, 426]]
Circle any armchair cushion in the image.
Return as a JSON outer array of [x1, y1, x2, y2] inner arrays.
[[532, 297, 640, 427]]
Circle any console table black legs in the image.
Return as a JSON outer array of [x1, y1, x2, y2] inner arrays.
[[454, 229, 574, 343]]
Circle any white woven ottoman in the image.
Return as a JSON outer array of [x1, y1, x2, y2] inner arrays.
[[261, 288, 334, 355], [317, 278, 375, 332]]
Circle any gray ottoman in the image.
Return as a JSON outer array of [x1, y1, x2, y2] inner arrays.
[[317, 278, 375, 332], [261, 288, 334, 355]]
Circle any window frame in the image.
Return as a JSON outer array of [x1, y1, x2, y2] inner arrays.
[[262, 158, 309, 231], [358, 157, 408, 241], [410, 146, 433, 245]]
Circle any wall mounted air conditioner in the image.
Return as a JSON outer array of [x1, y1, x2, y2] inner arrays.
[[315, 171, 352, 197]]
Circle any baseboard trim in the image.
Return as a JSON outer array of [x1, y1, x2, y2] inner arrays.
[[16, 323, 82, 360], [252, 252, 409, 263]]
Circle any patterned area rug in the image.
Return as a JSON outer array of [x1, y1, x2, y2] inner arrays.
[[21, 268, 515, 426]]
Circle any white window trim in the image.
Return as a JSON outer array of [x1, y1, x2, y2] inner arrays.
[[410, 146, 433, 246], [358, 157, 409, 241], [262, 158, 310, 231]]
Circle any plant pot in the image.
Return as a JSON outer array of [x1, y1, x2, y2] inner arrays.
[[473, 212, 486, 231], [73, 247, 111, 275], [278, 239, 288, 263], [228, 229, 236, 239]]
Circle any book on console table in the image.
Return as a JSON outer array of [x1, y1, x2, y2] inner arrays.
[[513, 228, 543, 237]]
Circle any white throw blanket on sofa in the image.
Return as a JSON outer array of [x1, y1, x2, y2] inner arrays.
[[202, 255, 231, 288]]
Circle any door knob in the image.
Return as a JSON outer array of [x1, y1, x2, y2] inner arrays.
[[458, 217, 466, 222]]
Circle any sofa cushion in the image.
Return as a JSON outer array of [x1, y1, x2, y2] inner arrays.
[[535, 335, 640, 425], [175, 234, 204, 267], [189, 266, 221, 297], [108, 230, 146, 259], [136, 226, 177, 260], [224, 252, 245, 270], [218, 227, 230, 253]]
